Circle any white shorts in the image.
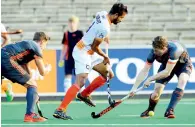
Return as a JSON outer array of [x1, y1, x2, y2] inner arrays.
[[73, 46, 104, 75]]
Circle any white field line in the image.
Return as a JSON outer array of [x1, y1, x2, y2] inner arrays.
[[1, 124, 195, 126], [1, 90, 195, 97], [119, 114, 140, 117], [1, 100, 195, 105]]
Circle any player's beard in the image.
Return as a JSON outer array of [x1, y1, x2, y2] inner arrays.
[[113, 19, 121, 25]]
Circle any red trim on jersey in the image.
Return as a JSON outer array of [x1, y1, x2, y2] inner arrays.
[[64, 32, 69, 60], [9, 50, 30, 75], [10, 50, 30, 60], [10, 59, 26, 75]]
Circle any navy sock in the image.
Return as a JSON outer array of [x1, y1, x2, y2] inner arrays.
[[26, 86, 38, 114], [148, 94, 159, 111], [167, 88, 184, 111]]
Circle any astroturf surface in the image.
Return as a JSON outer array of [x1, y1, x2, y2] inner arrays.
[[1, 98, 195, 127]]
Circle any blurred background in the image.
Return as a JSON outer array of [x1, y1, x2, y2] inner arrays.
[[1, 0, 195, 100]]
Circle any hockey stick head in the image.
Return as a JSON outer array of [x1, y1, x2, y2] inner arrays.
[[91, 112, 100, 119], [108, 97, 115, 107], [38, 110, 48, 119], [36, 102, 48, 119]]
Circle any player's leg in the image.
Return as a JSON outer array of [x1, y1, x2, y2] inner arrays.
[[165, 63, 192, 118], [63, 59, 73, 93], [54, 73, 87, 120], [64, 74, 72, 93], [79, 62, 113, 96], [2, 59, 46, 122], [78, 52, 114, 100], [141, 64, 174, 118], [24, 79, 47, 122], [53, 47, 91, 120], [141, 83, 165, 118]]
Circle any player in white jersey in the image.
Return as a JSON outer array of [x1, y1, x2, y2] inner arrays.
[[1, 23, 23, 47], [53, 3, 128, 120]]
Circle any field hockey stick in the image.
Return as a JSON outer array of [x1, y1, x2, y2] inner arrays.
[[105, 43, 115, 106], [91, 85, 145, 119], [36, 97, 48, 119]]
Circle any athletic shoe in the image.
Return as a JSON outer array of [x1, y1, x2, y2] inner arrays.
[[140, 109, 150, 118], [24, 113, 47, 122], [53, 109, 73, 120], [164, 108, 175, 118], [5, 83, 14, 102], [77, 93, 96, 107]]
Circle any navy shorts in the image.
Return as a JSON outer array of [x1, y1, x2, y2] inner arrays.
[[156, 61, 192, 85], [1, 51, 30, 85], [64, 58, 75, 75]]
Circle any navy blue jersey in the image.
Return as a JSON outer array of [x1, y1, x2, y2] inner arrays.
[[147, 41, 189, 65], [61, 30, 83, 60], [1, 40, 42, 65]]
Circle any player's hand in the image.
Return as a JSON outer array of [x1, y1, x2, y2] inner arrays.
[[45, 63, 52, 74], [103, 56, 110, 65], [143, 78, 152, 88], [15, 29, 23, 34], [58, 60, 64, 67]]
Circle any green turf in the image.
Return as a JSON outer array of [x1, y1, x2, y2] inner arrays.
[[1, 99, 195, 127]]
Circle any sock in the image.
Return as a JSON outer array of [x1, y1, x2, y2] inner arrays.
[[64, 78, 72, 93], [167, 88, 184, 110], [26, 86, 38, 114], [81, 76, 106, 97], [1, 84, 8, 92], [148, 94, 159, 111], [58, 84, 80, 111]]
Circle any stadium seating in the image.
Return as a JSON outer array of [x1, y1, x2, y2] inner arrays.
[[2, 0, 195, 48]]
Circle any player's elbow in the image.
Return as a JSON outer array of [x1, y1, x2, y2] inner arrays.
[[91, 45, 97, 52]]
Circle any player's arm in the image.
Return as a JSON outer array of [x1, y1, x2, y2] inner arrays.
[[22, 64, 31, 74], [59, 32, 68, 67], [92, 26, 110, 64], [60, 45, 67, 60], [91, 38, 110, 64], [1, 29, 23, 34], [34, 56, 50, 76], [131, 62, 152, 91], [147, 59, 178, 82]]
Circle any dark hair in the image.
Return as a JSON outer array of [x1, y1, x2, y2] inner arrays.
[[33, 32, 50, 41], [152, 36, 168, 49], [109, 3, 128, 16]]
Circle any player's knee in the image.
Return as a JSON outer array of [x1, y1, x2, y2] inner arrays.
[[178, 79, 187, 90], [76, 74, 87, 88], [151, 92, 160, 100], [25, 79, 37, 88], [109, 71, 114, 79]]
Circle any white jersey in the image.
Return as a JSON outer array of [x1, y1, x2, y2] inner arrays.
[[1, 23, 7, 44], [81, 11, 111, 50]]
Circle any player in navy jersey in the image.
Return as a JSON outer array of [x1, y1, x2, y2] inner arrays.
[[1, 32, 50, 122], [130, 36, 192, 118], [58, 16, 83, 93]]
